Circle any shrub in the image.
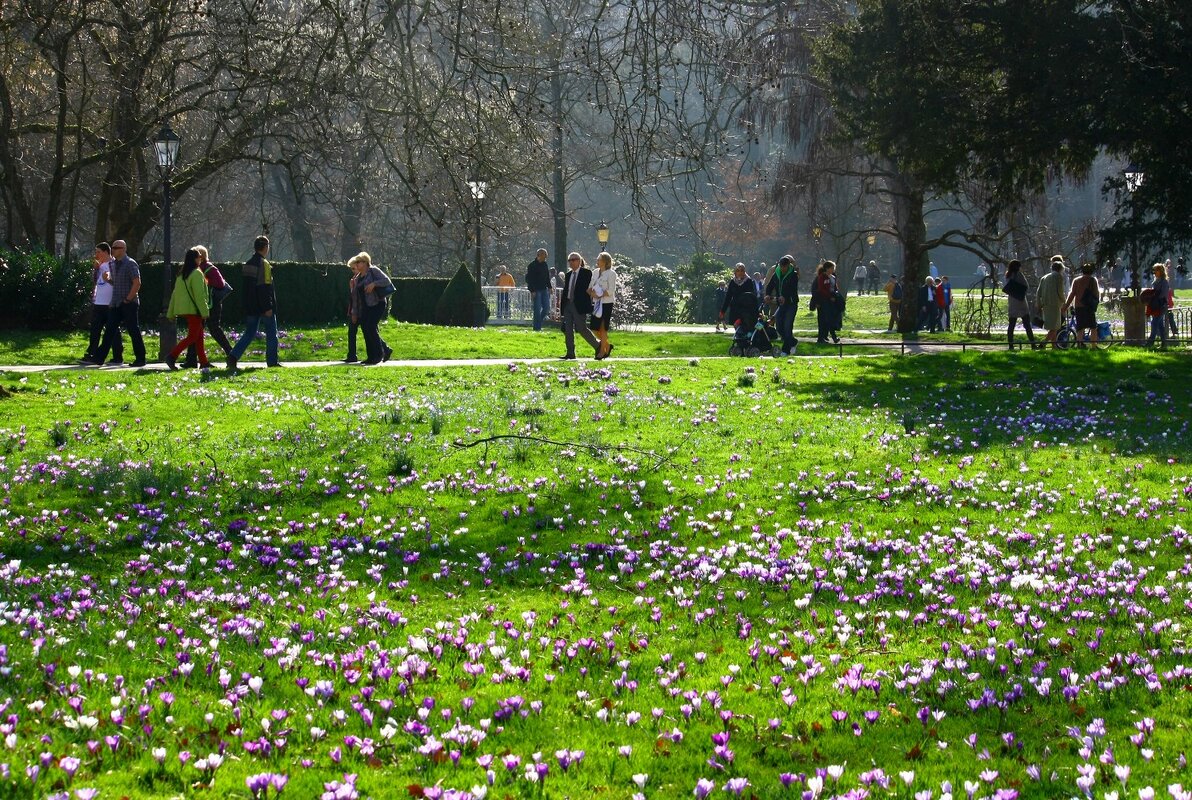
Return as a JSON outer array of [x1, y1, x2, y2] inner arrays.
[[434, 264, 488, 327], [680, 273, 725, 324], [0, 247, 91, 329], [140, 262, 449, 326], [392, 278, 450, 324], [618, 260, 677, 322]]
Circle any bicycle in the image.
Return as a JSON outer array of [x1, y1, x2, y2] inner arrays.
[[1054, 313, 1116, 349]]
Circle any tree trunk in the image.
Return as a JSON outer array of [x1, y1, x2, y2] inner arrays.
[[550, 70, 567, 275], [889, 172, 930, 333], [270, 164, 317, 261]]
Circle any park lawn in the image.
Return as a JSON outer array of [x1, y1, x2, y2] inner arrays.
[[0, 349, 1189, 798], [0, 319, 903, 367]]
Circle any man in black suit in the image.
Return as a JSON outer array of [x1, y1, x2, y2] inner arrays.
[[558, 251, 601, 359]]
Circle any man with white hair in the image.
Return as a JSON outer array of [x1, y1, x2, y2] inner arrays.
[[853, 261, 868, 296]]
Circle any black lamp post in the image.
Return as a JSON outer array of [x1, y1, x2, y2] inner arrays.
[[467, 175, 488, 287], [152, 122, 181, 361], [597, 220, 610, 251], [1124, 165, 1144, 296]]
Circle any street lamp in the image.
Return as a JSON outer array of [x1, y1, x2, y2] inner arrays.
[[152, 121, 181, 361], [812, 225, 823, 258], [597, 220, 610, 250], [466, 175, 488, 287], [1124, 165, 1144, 295]]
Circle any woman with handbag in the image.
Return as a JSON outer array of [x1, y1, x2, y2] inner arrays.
[[349, 252, 395, 365], [1003, 259, 1036, 350], [166, 248, 211, 370]]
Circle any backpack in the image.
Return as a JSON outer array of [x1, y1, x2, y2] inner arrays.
[[1080, 280, 1099, 309], [892, 282, 903, 301]]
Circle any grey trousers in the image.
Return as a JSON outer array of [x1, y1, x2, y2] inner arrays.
[[561, 302, 600, 356]]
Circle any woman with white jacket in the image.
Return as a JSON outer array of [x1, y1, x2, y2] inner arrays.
[[588, 252, 617, 360]]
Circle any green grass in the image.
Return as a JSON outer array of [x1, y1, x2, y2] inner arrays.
[[0, 346, 1189, 798]]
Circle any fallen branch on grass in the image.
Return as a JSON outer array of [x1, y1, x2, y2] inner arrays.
[[450, 433, 685, 472]]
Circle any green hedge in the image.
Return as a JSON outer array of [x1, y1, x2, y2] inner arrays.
[[0, 247, 91, 329], [140, 262, 448, 326], [393, 277, 450, 324]]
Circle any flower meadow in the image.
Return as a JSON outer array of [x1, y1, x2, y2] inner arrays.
[[0, 351, 1189, 800]]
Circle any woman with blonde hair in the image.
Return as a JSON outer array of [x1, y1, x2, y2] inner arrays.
[[1144, 262, 1171, 349], [348, 252, 395, 365], [589, 251, 617, 359]]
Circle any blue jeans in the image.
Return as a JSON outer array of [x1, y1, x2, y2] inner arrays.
[[229, 313, 279, 365], [774, 302, 795, 353], [1148, 314, 1168, 347], [531, 290, 551, 331], [497, 291, 511, 318]]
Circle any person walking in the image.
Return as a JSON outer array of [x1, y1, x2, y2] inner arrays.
[[815, 261, 843, 344], [920, 277, 939, 333], [343, 263, 361, 362], [867, 260, 880, 295], [94, 240, 147, 366], [494, 264, 515, 318], [165, 248, 211, 370], [80, 242, 121, 365], [720, 263, 756, 328], [883, 273, 902, 332], [589, 252, 617, 360], [1036, 257, 1066, 348], [1003, 259, 1036, 349], [1145, 262, 1172, 349], [348, 252, 394, 365], [766, 255, 800, 355], [525, 248, 552, 331], [558, 252, 601, 359], [1061, 262, 1101, 348], [182, 245, 233, 366], [940, 276, 953, 331], [752, 270, 766, 311], [227, 235, 279, 369], [852, 261, 867, 296]]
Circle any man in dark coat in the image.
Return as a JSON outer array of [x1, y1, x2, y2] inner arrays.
[[525, 248, 552, 331], [557, 252, 601, 359], [227, 235, 279, 369]]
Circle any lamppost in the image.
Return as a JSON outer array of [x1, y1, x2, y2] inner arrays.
[[152, 122, 181, 361], [812, 226, 823, 258], [466, 175, 488, 287], [597, 220, 610, 251], [1124, 165, 1144, 296]]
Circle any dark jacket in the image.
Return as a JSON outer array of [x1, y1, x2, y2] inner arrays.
[[525, 259, 552, 292], [242, 252, 276, 316], [721, 279, 756, 319], [766, 265, 799, 303], [560, 267, 594, 314]]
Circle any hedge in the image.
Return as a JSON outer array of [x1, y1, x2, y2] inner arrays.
[[0, 247, 91, 329], [137, 262, 448, 327]]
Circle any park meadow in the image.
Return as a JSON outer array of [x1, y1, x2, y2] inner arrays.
[[0, 347, 1189, 800]]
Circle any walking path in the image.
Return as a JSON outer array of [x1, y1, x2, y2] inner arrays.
[[0, 341, 1008, 374]]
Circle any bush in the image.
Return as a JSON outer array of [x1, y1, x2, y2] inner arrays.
[[0, 246, 92, 329], [618, 260, 677, 322], [680, 273, 725, 324], [434, 264, 488, 327], [392, 278, 450, 324]]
